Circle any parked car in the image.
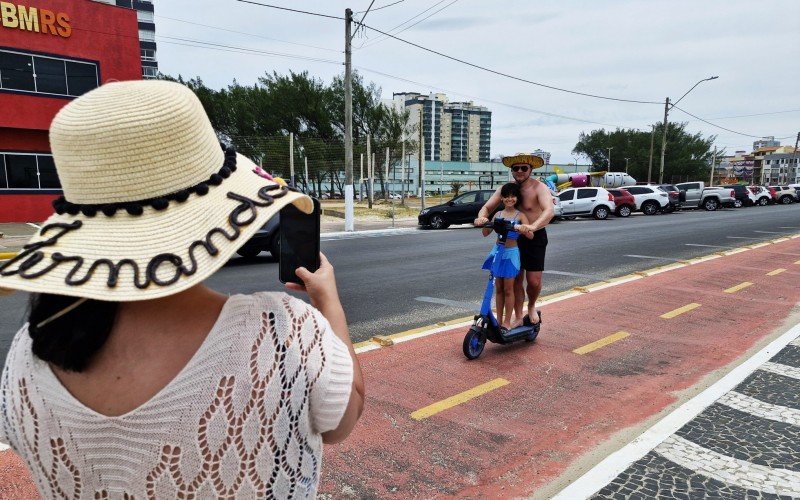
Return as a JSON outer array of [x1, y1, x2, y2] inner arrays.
[[725, 184, 753, 208], [550, 189, 564, 219], [418, 189, 496, 229], [557, 187, 616, 220], [621, 185, 670, 215], [769, 186, 797, 204], [606, 188, 636, 217], [237, 213, 280, 258], [656, 184, 682, 212], [790, 184, 800, 201], [748, 186, 771, 206], [674, 182, 735, 211]]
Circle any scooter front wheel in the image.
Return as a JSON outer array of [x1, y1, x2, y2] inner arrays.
[[463, 326, 486, 359]]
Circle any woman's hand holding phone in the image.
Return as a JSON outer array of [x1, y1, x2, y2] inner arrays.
[[284, 252, 340, 310]]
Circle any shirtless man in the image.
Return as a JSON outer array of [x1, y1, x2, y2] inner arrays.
[[474, 154, 554, 328]]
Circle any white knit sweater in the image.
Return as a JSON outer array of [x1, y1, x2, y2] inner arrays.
[[0, 292, 353, 499]]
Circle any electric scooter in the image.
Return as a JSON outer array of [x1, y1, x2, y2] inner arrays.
[[462, 218, 541, 360]]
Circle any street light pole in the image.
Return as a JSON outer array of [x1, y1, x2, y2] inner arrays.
[[625, 157, 629, 174], [607, 147, 613, 171], [343, 8, 354, 231], [659, 76, 718, 184]]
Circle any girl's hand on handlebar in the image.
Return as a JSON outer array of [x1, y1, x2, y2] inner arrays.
[[474, 216, 489, 226]]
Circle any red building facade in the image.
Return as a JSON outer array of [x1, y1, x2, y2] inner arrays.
[[0, 0, 141, 222]]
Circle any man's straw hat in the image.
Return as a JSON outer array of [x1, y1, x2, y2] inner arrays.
[[501, 154, 545, 169], [0, 80, 312, 301]]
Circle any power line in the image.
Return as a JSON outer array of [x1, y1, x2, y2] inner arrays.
[[156, 14, 341, 53], [355, 0, 405, 14], [703, 109, 800, 120], [234, 0, 343, 20], [357, 21, 663, 105], [353, 0, 376, 37], [156, 36, 342, 65], [671, 105, 794, 139], [357, 0, 455, 49]]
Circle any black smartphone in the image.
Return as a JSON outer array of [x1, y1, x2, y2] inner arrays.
[[279, 197, 321, 284]]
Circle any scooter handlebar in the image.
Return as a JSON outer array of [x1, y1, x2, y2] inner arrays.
[[478, 218, 516, 235]]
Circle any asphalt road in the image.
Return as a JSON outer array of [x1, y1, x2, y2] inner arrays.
[[1, 204, 799, 362]]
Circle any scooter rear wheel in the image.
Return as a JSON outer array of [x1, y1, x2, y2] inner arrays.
[[463, 327, 486, 359]]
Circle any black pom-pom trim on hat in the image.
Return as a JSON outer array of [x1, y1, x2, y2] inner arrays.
[[151, 198, 169, 210], [125, 204, 144, 216], [51, 144, 241, 218]]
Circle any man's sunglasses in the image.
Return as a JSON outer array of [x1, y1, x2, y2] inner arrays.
[[511, 165, 529, 172]]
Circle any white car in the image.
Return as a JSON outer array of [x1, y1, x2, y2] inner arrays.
[[550, 189, 564, 218], [621, 185, 670, 215], [557, 187, 616, 220]]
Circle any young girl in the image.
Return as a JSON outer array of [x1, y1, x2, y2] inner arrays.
[[482, 182, 533, 331]]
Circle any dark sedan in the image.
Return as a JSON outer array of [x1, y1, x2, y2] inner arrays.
[[418, 189, 496, 229]]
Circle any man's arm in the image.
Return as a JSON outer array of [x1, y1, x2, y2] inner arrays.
[[522, 183, 554, 233], [474, 187, 502, 226]]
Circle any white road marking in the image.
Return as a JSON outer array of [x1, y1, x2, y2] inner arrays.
[[779, 226, 798, 229], [323, 228, 429, 241], [727, 236, 766, 240], [26, 222, 40, 229], [552, 326, 800, 500], [718, 391, 800, 426], [753, 230, 792, 234], [656, 435, 800, 496], [544, 270, 608, 281], [624, 254, 687, 262], [759, 361, 800, 380], [414, 296, 480, 311], [685, 243, 734, 249]]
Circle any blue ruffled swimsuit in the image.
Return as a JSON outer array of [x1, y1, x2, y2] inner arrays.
[[481, 211, 522, 279]]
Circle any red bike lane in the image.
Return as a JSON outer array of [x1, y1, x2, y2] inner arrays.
[[1, 237, 799, 498]]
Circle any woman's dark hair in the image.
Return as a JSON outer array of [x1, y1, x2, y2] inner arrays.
[[500, 182, 522, 208], [28, 293, 118, 372]]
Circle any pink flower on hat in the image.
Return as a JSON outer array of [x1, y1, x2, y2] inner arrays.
[[252, 166, 274, 180]]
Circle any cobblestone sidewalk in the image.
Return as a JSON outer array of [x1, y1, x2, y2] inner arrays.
[[592, 336, 800, 499]]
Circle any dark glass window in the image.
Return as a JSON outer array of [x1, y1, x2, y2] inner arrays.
[[0, 52, 35, 91], [558, 191, 574, 202], [66, 61, 98, 96], [577, 188, 598, 199], [37, 155, 60, 188], [0, 155, 6, 188], [6, 154, 39, 188], [34, 57, 67, 95]]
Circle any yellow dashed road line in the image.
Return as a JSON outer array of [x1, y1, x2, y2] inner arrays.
[[410, 378, 510, 421], [767, 268, 786, 276], [573, 331, 631, 355], [724, 282, 753, 294], [661, 303, 701, 319]]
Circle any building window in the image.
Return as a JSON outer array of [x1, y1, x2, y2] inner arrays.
[[0, 153, 60, 190], [141, 49, 157, 61], [142, 66, 158, 78], [139, 29, 156, 42], [137, 10, 154, 22], [0, 50, 98, 97]]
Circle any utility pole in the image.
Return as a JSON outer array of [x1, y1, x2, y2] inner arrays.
[[658, 97, 670, 184], [371, 153, 376, 206], [303, 156, 309, 193], [625, 157, 629, 174], [792, 132, 800, 184], [647, 124, 655, 184], [709, 148, 716, 185], [366, 135, 372, 208], [343, 8, 354, 231], [400, 137, 406, 205], [419, 107, 426, 210], [289, 132, 295, 187], [607, 147, 613, 171], [384, 147, 389, 200]]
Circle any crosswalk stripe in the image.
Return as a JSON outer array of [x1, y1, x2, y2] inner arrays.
[[759, 361, 800, 380]]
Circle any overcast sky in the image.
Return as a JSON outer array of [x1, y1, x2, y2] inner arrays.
[[155, 0, 799, 164]]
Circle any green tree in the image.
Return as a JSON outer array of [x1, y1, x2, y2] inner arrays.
[[572, 123, 721, 183], [450, 181, 464, 196]]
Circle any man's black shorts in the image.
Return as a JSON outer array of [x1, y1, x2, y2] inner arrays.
[[517, 228, 548, 272]]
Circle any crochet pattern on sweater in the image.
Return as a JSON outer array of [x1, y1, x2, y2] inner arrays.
[[0, 292, 353, 499]]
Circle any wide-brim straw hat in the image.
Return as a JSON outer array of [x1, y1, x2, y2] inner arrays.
[[0, 80, 312, 301], [501, 154, 545, 169]]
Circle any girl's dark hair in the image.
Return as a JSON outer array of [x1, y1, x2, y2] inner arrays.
[[500, 182, 522, 208], [28, 293, 118, 373]]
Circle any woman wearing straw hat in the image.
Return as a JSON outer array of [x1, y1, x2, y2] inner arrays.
[[0, 80, 364, 498]]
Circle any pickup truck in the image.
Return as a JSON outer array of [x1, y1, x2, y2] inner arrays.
[[674, 181, 736, 211]]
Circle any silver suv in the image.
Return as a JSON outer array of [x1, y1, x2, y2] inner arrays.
[[769, 186, 797, 204], [557, 187, 616, 220]]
